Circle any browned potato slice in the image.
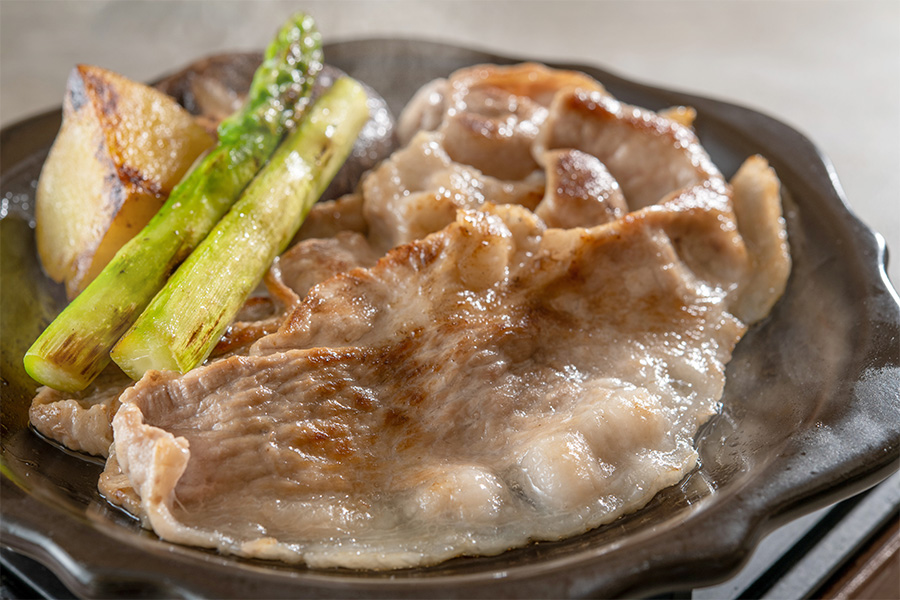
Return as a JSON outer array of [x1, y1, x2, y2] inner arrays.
[[36, 65, 215, 299]]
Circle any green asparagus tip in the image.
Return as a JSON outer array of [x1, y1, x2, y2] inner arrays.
[[217, 12, 323, 143]]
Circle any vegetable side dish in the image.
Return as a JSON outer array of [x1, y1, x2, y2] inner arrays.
[[24, 14, 790, 569]]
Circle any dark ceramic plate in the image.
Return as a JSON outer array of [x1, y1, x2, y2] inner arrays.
[[2, 39, 898, 599]]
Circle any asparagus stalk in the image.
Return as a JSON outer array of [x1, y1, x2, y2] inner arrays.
[[24, 14, 323, 392], [111, 77, 369, 379]]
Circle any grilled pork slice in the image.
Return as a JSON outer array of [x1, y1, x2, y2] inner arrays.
[[411, 63, 607, 180], [534, 149, 628, 228], [101, 186, 786, 568], [362, 129, 545, 251], [729, 155, 792, 323], [538, 87, 724, 209], [29, 366, 130, 456]]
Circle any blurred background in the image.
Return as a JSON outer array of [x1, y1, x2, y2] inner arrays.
[[1, 0, 898, 282]]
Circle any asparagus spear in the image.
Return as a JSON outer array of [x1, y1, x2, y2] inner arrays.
[[24, 13, 323, 393], [111, 77, 370, 379]]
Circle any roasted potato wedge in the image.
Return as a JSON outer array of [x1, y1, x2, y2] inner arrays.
[[35, 65, 214, 299]]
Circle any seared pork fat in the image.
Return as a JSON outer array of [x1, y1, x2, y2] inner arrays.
[[32, 62, 790, 568]]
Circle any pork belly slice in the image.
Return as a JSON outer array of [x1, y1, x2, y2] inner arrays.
[[658, 105, 697, 129], [439, 83, 547, 180], [728, 155, 792, 323], [397, 77, 448, 145], [102, 188, 787, 568], [447, 62, 607, 111], [398, 62, 709, 215], [538, 87, 724, 209], [275, 232, 381, 299], [362, 129, 545, 251], [30, 365, 131, 457], [534, 148, 628, 228], [293, 192, 369, 242], [397, 63, 606, 145], [402, 63, 607, 181]]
